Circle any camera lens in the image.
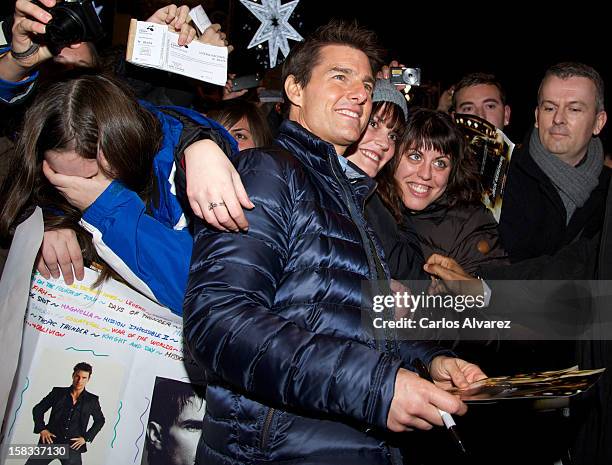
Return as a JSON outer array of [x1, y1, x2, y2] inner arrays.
[[45, 6, 87, 50], [402, 69, 418, 86]]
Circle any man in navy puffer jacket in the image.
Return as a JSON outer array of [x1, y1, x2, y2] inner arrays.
[[183, 21, 486, 465]]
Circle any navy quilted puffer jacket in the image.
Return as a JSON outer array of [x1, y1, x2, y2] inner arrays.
[[183, 121, 450, 465]]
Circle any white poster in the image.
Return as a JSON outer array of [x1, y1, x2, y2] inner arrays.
[[1, 267, 205, 465]]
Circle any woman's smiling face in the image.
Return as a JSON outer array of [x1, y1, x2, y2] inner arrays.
[[347, 107, 400, 177], [394, 146, 452, 211]]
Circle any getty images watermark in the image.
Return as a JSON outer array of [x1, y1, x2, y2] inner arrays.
[[363, 280, 612, 341], [371, 289, 510, 331]]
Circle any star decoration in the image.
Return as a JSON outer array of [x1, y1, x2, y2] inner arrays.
[[240, 0, 304, 68]]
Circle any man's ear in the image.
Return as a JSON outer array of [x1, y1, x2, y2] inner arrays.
[[593, 110, 607, 136], [534, 106, 539, 129], [146, 422, 163, 451], [284, 75, 303, 108], [504, 105, 511, 127]]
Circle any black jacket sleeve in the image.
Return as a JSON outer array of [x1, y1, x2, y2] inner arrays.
[[32, 388, 59, 434], [157, 107, 235, 214], [84, 395, 105, 442]]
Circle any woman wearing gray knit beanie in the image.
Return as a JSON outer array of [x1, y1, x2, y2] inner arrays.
[[345, 78, 408, 178]]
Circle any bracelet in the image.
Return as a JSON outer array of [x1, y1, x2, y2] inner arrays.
[[10, 43, 40, 61]]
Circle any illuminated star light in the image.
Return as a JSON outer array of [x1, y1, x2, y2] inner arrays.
[[240, 0, 303, 68]]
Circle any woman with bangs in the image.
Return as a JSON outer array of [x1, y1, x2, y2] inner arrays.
[[377, 108, 507, 275]]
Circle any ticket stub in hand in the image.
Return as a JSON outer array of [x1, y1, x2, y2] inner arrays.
[[189, 5, 212, 34], [126, 19, 227, 86]]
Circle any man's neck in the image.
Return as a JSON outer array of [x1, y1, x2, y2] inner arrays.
[[71, 387, 84, 397]]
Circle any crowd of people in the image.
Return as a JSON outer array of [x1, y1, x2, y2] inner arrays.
[[0, 1, 610, 465]]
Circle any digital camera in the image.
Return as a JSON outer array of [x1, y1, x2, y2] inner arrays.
[[390, 67, 421, 86], [231, 73, 262, 92], [36, 0, 104, 54]]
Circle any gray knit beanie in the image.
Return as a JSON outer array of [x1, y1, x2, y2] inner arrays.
[[372, 78, 408, 121]]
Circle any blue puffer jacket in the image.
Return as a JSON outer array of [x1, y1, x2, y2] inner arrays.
[[183, 120, 450, 465]]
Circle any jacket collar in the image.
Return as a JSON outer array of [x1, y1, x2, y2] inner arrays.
[[344, 158, 378, 203], [276, 120, 377, 205], [65, 387, 90, 400], [402, 195, 449, 226], [276, 119, 341, 177]]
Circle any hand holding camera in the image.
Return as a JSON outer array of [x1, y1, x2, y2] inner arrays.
[[389, 67, 421, 86], [9, 0, 103, 75], [377, 60, 421, 89], [223, 73, 262, 100], [10, 0, 57, 70]]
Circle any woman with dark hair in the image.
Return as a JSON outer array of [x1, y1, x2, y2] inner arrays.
[[377, 108, 506, 274], [343, 78, 427, 281], [207, 100, 273, 150], [0, 72, 246, 314]]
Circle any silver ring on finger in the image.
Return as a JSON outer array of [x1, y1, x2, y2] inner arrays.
[[208, 201, 226, 211]]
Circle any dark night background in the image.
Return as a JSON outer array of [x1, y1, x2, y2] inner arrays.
[[294, 2, 612, 149], [3, 1, 609, 149]]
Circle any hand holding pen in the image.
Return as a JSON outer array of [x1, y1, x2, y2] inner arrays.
[[413, 358, 468, 453], [386, 367, 467, 433], [386, 356, 486, 448]]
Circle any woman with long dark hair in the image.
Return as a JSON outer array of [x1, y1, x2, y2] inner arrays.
[[0, 72, 243, 314], [377, 108, 507, 274]]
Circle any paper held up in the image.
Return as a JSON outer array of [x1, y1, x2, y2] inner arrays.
[[126, 19, 228, 86], [447, 365, 606, 402]]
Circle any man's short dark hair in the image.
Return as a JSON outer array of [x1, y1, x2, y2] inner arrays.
[[452, 72, 507, 107], [149, 378, 205, 428], [538, 62, 605, 112], [281, 20, 384, 96], [73, 362, 93, 376]]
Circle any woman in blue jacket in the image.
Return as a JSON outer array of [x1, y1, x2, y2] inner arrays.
[[0, 72, 241, 314]]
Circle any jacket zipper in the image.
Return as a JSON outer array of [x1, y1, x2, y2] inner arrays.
[[260, 407, 275, 450], [328, 156, 397, 355]]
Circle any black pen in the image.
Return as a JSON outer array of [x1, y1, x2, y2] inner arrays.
[[413, 358, 467, 454]]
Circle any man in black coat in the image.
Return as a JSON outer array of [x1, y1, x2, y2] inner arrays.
[[499, 62, 609, 262], [26, 362, 105, 465]]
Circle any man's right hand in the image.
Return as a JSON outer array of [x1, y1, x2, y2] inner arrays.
[[386, 368, 466, 432], [39, 429, 56, 444], [222, 73, 248, 100]]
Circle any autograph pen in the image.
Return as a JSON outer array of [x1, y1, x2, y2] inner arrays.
[[413, 358, 467, 454]]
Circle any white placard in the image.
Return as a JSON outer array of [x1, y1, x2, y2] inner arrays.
[[0, 267, 205, 465]]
